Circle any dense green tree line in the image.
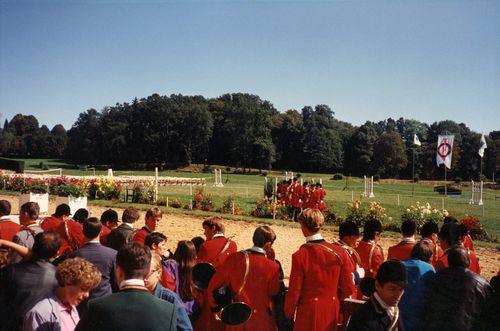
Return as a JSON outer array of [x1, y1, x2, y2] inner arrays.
[[0, 92, 498, 180]]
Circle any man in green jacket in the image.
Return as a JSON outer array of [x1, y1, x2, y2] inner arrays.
[[76, 242, 177, 331]]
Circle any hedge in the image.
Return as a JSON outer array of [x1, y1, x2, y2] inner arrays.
[[0, 157, 25, 173]]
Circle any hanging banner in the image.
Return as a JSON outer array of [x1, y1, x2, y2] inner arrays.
[[436, 135, 454, 169]]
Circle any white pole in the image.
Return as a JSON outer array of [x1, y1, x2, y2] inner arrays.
[[166, 196, 169, 208], [59, 168, 62, 176], [442, 197, 445, 209], [190, 184, 192, 196], [397, 194, 400, 206], [155, 167, 158, 202], [351, 190, 354, 202], [479, 181, 483, 205], [319, 178, 322, 185], [232, 200, 235, 215]]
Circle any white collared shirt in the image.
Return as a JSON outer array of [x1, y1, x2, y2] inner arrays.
[[249, 246, 266, 254], [306, 233, 323, 242], [213, 233, 225, 239], [401, 237, 416, 244], [119, 279, 145, 289], [121, 222, 134, 229], [374, 292, 397, 319], [0, 216, 10, 221]]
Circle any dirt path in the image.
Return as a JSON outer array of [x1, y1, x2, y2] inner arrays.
[[3, 194, 499, 279]]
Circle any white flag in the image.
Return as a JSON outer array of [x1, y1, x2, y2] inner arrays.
[[436, 135, 454, 169], [413, 134, 421, 146], [478, 134, 487, 157]]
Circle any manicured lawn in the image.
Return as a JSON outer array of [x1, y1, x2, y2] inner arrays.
[[12, 158, 500, 240]]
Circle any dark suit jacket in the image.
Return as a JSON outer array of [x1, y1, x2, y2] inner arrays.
[[347, 295, 405, 331], [75, 288, 177, 331], [70, 242, 117, 299], [0, 260, 58, 330], [106, 223, 134, 251]]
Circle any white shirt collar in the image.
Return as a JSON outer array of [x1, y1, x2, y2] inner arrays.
[[249, 246, 266, 254], [0, 216, 10, 221], [401, 237, 416, 244], [120, 279, 145, 289], [306, 233, 323, 242], [374, 292, 397, 318], [88, 238, 100, 244], [121, 222, 134, 229], [213, 233, 225, 239]]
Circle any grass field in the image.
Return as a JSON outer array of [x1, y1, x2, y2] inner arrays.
[[14, 158, 500, 241]]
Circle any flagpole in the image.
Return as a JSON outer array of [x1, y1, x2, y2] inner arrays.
[[412, 147, 415, 196], [444, 165, 447, 197], [480, 156, 483, 180]]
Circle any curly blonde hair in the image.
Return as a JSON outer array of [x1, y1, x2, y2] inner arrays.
[[56, 257, 101, 289]]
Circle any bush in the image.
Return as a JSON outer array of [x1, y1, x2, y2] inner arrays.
[[413, 175, 419, 183], [332, 173, 343, 180], [192, 188, 214, 211], [219, 195, 240, 215], [433, 185, 462, 195], [87, 177, 121, 200], [454, 177, 461, 184], [401, 202, 448, 228], [48, 177, 87, 197], [461, 216, 489, 241], [0, 157, 25, 173], [132, 180, 156, 203], [170, 198, 182, 208], [373, 174, 380, 182]]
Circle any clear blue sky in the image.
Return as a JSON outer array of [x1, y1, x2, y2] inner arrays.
[[1, 0, 499, 133]]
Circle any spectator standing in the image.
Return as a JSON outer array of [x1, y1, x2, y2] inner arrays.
[[146, 253, 193, 331], [106, 207, 140, 251], [173, 240, 201, 321], [0, 231, 61, 330], [11, 202, 44, 263], [347, 260, 407, 331], [436, 222, 480, 274], [69, 217, 117, 312], [422, 245, 491, 331], [420, 221, 443, 269], [132, 207, 163, 245], [399, 241, 436, 330], [23, 257, 101, 331], [99, 209, 118, 246], [75, 242, 177, 331], [145, 232, 178, 292], [387, 220, 417, 261], [0, 200, 20, 241]]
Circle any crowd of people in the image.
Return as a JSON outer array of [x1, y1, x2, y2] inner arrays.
[[275, 177, 327, 220], [0, 198, 498, 331]]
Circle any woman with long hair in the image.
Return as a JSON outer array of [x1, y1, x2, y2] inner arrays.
[[173, 240, 201, 322]]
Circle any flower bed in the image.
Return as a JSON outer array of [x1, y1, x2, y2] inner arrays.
[[460, 216, 489, 241], [401, 202, 448, 228]]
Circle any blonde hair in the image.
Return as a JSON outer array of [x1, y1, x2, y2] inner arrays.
[[56, 257, 101, 289], [298, 208, 324, 233]]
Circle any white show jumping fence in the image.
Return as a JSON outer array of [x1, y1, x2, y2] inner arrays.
[[362, 175, 375, 198], [469, 180, 483, 206]]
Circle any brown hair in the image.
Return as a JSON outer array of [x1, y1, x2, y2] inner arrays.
[[56, 257, 101, 289], [145, 207, 163, 220], [253, 225, 276, 247], [202, 217, 224, 233], [297, 208, 324, 233], [122, 207, 140, 224], [20, 202, 39, 221], [173, 240, 197, 301]]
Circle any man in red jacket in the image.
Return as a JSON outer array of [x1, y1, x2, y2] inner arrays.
[[420, 221, 443, 269], [195, 217, 238, 331], [132, 207, 163, 245], [387, 219, 417, 261], [0, 200, 20, 241], [287, 177, 303, 221], [285, 209, 355, 330], [41, 203, 85, 256], [208, 225, 281, 330], [356, 219, 384, 279]]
